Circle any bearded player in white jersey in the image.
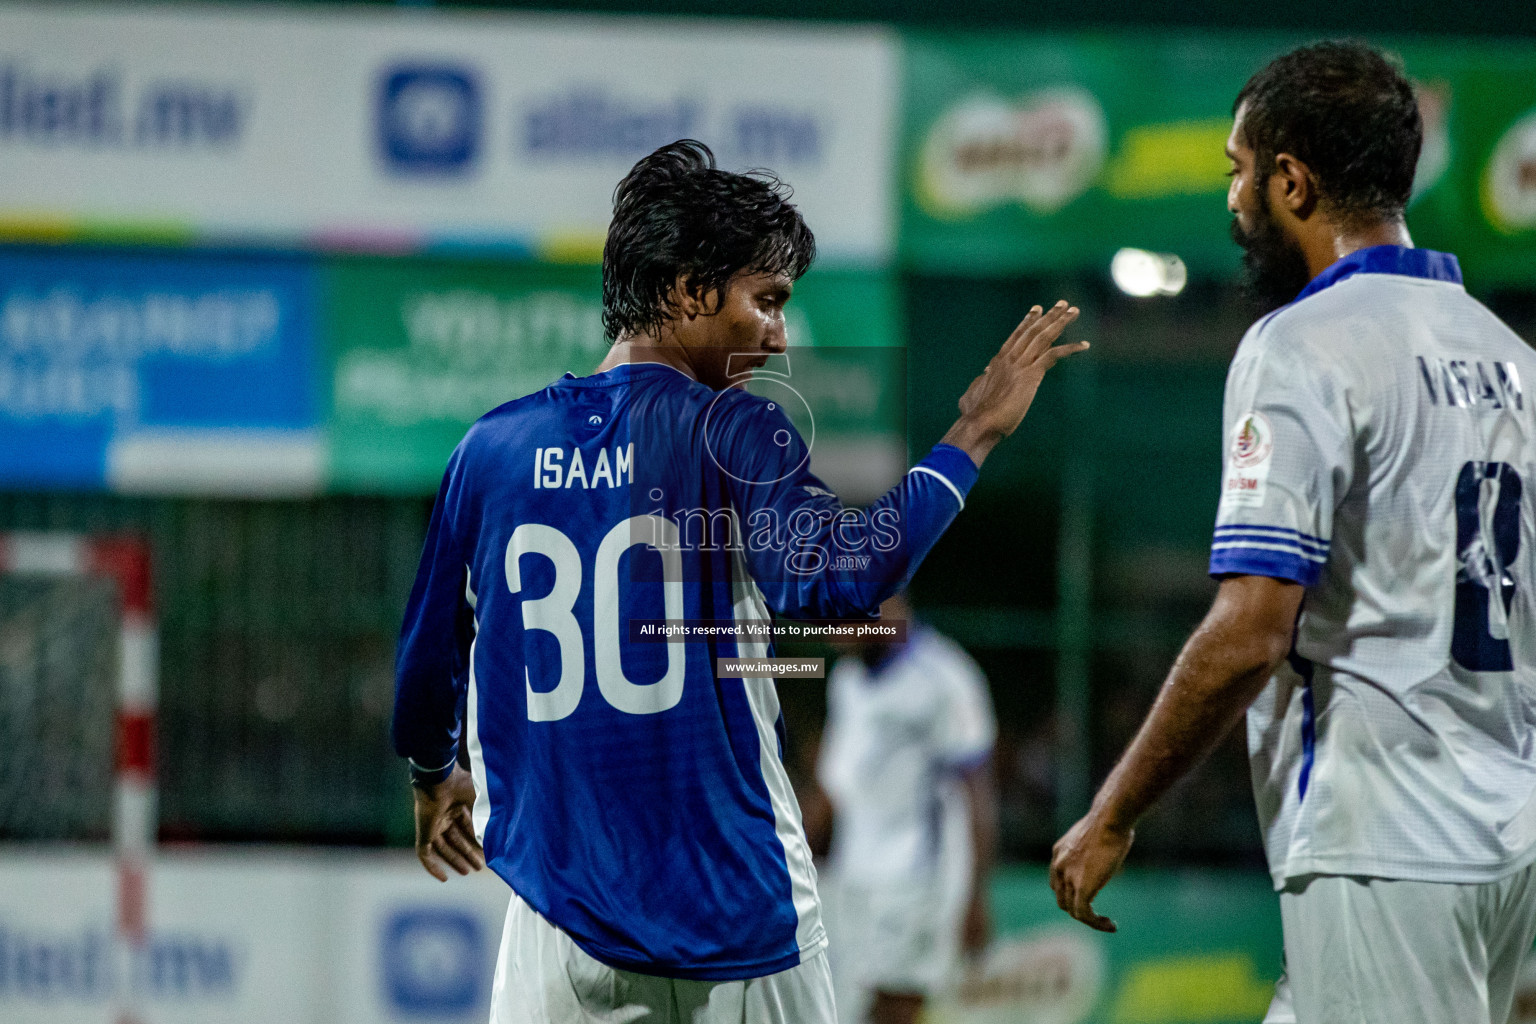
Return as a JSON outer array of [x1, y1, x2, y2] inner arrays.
[[1051, 41, 1536, 1024]]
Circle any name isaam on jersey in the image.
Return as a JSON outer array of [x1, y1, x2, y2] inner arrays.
[[533, 444, 634, 489], [1418, 356, 1524, 411]]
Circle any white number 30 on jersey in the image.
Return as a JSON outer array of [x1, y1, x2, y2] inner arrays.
[[506, 516, 686, 721]]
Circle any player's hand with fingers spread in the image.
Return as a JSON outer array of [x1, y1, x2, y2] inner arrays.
[[942, 301, 1090, 467], [412, 764, 486, 882], [1049, 810, 1134, 933]]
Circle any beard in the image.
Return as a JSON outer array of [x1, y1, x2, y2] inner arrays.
[[1231, 187, 1311, 313]]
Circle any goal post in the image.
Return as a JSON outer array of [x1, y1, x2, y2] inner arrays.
[[0, 531, 158, 1024]]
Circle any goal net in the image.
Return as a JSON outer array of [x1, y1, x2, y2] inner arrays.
[[0, 565, 118, 841], [0, 532, 159, 1023]]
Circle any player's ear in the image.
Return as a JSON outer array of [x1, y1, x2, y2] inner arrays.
[[1270, 152, 1317, 218], [673, 273, 722, 320], [669, 273, 699, 321]]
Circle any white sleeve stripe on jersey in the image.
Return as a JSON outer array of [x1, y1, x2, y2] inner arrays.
[[1210, 539, 1329, 563], [1213, 533, 1329, 555], [1213, 524, 1329, 550], [908, 465, 965, 511]]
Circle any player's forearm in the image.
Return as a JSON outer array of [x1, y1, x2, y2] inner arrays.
[[963, 765, 998, 896], [1089, 610, 1289, 833]]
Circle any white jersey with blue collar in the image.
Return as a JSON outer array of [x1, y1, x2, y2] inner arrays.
[[1211, 245, 1536, 887]]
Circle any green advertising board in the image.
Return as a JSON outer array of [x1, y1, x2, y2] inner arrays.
[[1396, 40, 1536, 286], [922, 867, 1282, 1024], [901, 32, 1536, 287], [323, 258, 903, 492]]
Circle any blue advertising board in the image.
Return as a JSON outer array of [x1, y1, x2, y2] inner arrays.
[[0, 248, 323, 493]]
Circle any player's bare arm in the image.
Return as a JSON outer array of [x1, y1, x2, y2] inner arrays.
[[1049, 574, 1302, 931], [943, 301, 1087, 467], [412, 763, 485, 882]]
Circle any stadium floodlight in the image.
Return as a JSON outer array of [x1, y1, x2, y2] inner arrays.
[[1111, 247, 1188, 297]]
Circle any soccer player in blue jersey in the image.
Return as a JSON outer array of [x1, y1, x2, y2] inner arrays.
[[393, 139, 1087, 1023], [1050, 43, 1536, 1024]]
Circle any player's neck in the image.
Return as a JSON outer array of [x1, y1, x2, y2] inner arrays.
[[1300, 217, 1413, 280], [596, 335, 698, 381]]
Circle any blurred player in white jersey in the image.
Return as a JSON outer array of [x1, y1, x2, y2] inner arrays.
[[807, 592, 998, 1024], [1050, 42, 1536, 1024]]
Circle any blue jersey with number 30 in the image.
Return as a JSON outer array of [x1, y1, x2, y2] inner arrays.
[[392, 362, 978, 979]]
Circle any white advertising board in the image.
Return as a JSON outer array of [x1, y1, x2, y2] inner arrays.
[[0, 849, 512, 1024], [0, 3, 896, 263]]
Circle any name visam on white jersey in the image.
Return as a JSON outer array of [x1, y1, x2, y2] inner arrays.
[[1209, 246, 1536, 887]]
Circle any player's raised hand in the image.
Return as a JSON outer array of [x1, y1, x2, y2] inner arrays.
[[941, 301, 1089, 466], [413, 764, 486, 882], [1049, 811, 1133, 933]]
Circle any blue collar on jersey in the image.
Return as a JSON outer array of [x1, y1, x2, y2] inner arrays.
[[558, 362, 694, 388], [1293, 244, 1462, 304]]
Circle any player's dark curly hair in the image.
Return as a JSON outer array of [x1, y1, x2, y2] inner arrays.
[[1235, 41, 1422, 227], [601, 140, 816, 342]]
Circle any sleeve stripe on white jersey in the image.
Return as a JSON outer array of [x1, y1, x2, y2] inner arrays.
[[1209, 548, 1323, 587], [1211, 539, 1329, 563], [1213, 532, 1329, 555], [908, 466, 965, 510], [1214, 524, 1329, 550]]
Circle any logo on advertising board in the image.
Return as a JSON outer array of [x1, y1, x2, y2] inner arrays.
[[378, 66, 483, 175], [1483, 107, 1536, 233], [927, 925, 1105, 1024], [520, 87, 823, 168], [381, 908, 484, 1016], [0, 920, 240, 1004], [0, 62, 247, 153], [916, 87, 1107, 218]]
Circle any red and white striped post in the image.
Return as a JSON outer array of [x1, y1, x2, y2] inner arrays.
[[93, 537, 158, 1024], [0, 532, 158, 1024]]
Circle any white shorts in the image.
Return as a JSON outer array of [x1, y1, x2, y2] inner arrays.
[[823, 878, 962, 1021], [1263, 863, 1536, 1024], [489, 891, 837, 1024]]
